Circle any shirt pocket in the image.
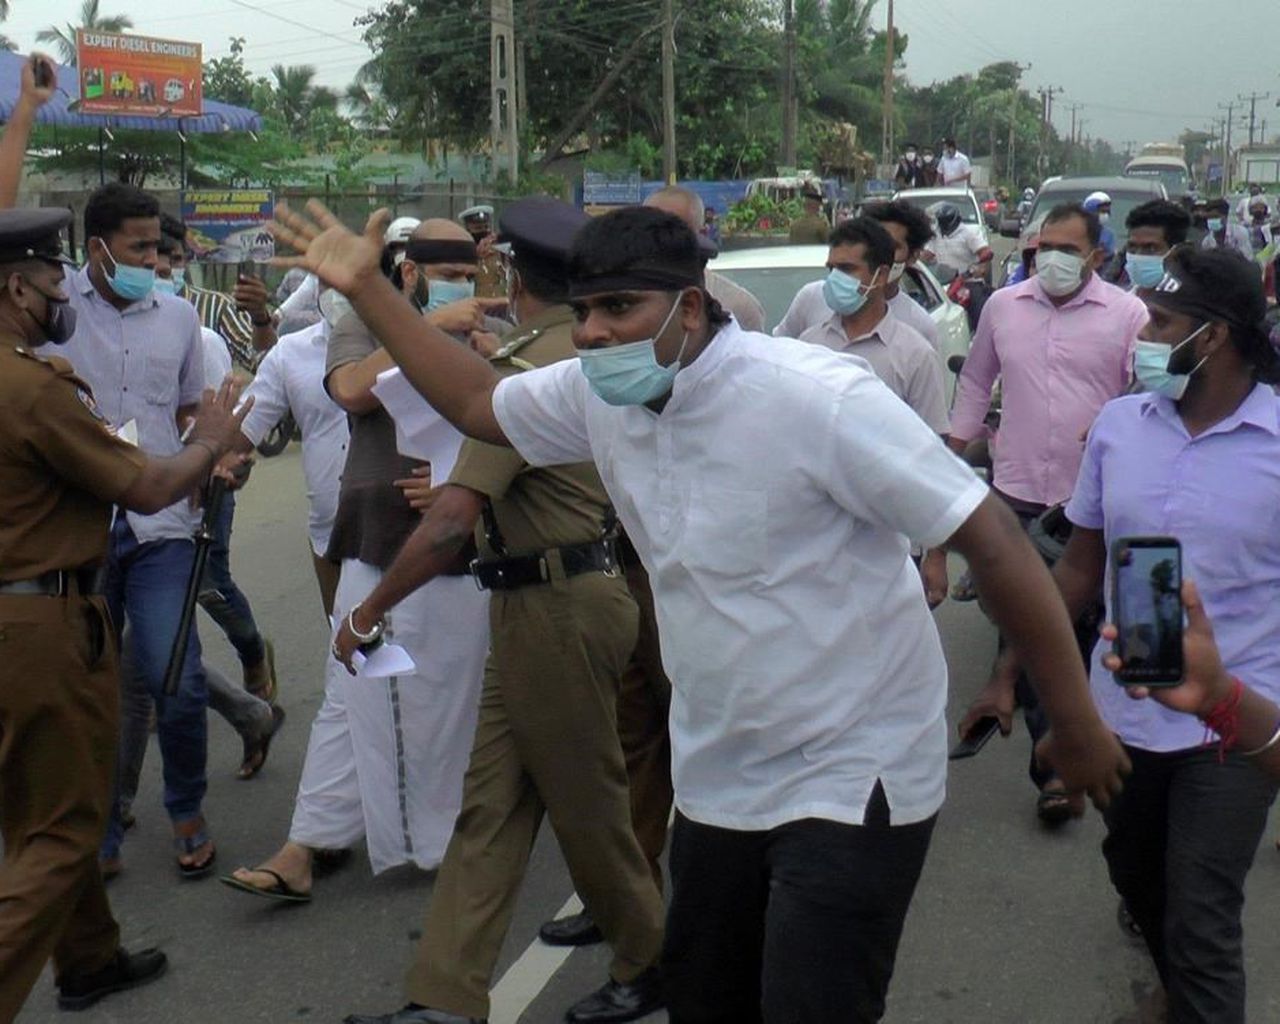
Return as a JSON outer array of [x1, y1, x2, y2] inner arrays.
[[143, 348, 182, 405], [680, 482, 769, 578]]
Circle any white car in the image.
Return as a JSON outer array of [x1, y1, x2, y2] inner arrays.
[[891, 186, 991, 248], [710, 244, 972, 401]]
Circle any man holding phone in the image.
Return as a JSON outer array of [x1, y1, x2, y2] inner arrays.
[[967, 247, 1280, 1023]]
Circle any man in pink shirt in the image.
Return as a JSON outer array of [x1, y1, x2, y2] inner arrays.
[[949, 202, 1147, 822]]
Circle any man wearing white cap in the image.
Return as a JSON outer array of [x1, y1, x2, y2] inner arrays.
[[459, 204, 506, 299], [1084, 191, 1116, 259]]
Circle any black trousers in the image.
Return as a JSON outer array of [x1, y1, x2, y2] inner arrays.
[[1103, 745, 1278, 1024], [663, 785, 936, 1024]]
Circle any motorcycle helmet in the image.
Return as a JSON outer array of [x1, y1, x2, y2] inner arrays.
[[932, 202, 962, 236]]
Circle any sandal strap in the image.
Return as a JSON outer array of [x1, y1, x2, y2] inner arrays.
[[173, 830, 212, 854]]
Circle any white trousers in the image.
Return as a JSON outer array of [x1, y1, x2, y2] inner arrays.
[[289, 559, 489, 873]]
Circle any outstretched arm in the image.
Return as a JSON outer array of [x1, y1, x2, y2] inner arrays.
[[0, 55, 56, 209], [270, 201, 510, 446]]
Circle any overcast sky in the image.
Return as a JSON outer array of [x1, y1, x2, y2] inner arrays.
[[5, 0, 1277, 147]]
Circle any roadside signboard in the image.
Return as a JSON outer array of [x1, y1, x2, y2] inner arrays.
[[180, 190, 275, 263], [583, 170, 642, 209], [77, 30, 203, 118]]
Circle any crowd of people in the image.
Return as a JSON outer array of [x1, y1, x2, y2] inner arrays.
[[6, 49, 1280, 1024]]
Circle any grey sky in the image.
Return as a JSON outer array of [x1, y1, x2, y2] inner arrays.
[[5, 0, 1277, 147]]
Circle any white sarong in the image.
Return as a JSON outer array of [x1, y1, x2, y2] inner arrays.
[[289, 558, 489, 873]]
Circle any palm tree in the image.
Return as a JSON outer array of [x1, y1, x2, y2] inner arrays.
[[37, 0, 133, 66], [270, 64, 338, 132]]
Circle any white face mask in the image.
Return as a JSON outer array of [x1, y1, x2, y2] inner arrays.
[[1036, 250, 1087, 297]]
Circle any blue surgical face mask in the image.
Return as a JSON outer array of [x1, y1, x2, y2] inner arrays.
[[97, 239, 155, 301], [1207, 217, 1224, 233], [1132, 322, 1210, 400], [170, 267, 186, 291], [426, 277, 475, 311], [154, 276, 178, 294], [1124, 252, 1167, 289], [822, 267, 880, 316], [577, 295, 688, 406]]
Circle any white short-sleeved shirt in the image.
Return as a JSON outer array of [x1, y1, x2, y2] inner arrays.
[[938, 150, 972, 184], [240, 321, 349, 555], [43, 266, 205, 543], [774, 278, 940, 351], [492, 321, 988, 830], [927, 224, 988, 275], [200, 327, 233, 391]]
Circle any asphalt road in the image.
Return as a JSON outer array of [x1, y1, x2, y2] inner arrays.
[[17, 439, 1280, 1024]]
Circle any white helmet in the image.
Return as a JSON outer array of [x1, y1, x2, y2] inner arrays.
[[383, 216, 420, 266], [1083, 190, 1112, 210]]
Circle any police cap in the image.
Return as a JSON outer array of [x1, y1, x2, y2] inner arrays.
[[459, 204, 495, 225], [0, 207, 75, 266], [498, 196, 590, 272]]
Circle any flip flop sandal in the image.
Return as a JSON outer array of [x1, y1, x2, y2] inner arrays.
[[174, 830, 217, 880], [1036, 788, 1074, 826], [238, 704, 287, 780], [219, 867, 311, 904]]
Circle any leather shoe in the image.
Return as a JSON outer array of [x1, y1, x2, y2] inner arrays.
[[342, 1005, 487, 1024], [564, 968, 663, 1023], [539, 911, 604, 947], [57, 946, 168, 1010]]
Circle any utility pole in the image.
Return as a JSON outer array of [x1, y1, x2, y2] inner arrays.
[[489, 0, 518, 183], [1239, 90, 1269, 147], [662, 0, 677, 183], [1007, 62, 1030, 186], [1037, 85, 1062, 175], [1219, 101, 1237, 191], [880, 0, 895, 167], [780, 0, 796, 168]]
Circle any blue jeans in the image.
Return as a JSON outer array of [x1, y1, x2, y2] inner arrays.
[[102, 517, 208, 859], [197, 493, 266, 668]]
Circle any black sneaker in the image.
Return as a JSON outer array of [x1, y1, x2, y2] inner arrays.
[[564, 968, 663, 1023], [57, 947, 168, 1011]]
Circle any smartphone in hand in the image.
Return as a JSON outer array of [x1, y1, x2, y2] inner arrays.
[[949, 716, 1001, 760], [31, 56, 54, 90], [1110, 536, 1183, 687]]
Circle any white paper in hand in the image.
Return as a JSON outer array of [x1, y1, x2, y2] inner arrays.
[[351, 642, 416, 679], [371, 367, 465, 482]]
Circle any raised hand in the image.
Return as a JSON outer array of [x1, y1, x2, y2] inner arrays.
[[190, 374, 255, 456], [20, 54, 57, 111], [269, 200, 388, 298]]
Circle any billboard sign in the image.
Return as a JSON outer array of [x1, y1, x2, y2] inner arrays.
[[583, 170, 642, 207], [77, 30, 203, 118], [180, 190, 275, 263]]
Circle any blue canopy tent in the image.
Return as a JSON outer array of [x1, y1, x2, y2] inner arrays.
[[0, 49, 262, 186]]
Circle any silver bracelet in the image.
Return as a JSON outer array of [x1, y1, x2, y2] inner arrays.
[[1241, 717, 1280, 758], [346, 601, 384, 644]]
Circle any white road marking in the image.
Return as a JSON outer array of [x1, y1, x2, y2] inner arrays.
[[489, 893, 584, 1024]]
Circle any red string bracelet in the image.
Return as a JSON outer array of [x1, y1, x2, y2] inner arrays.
[[1201, 677, 1244, 763]]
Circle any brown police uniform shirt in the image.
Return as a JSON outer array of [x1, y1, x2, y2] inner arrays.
[[0, 344, 148, 581], [324, 312, 424, 569], [448, 306, 611, 555], [788, 213, 831, 245]]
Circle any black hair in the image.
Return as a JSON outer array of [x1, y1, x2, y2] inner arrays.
[[512, 253, 569, 305], [1042, 202, 1101, 248], [1165, 246, 1280, 384], [84, 183, 160, 242], [159, 212, 186, 246], [1207, 198, 1230, 215], [569, 206, 729, 326], [1125, 200, 1191, 247], [862, 200, 933, 253], [828, 216, 896, 271], [942, 137, 956, 147]]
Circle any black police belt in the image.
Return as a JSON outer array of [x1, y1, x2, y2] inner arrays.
[[471, 538, 620, 592], [0, 566, 107, 597]]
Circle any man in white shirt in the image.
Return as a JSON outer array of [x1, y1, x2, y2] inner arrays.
[[937, 137, 972, 186], [272, 200, 1130, 1024], [1235, 183, 1270, 224], [775, 199, 940, 349], [239, 302, 351, 616], [924, 202, 993, 278], [798, 216, 951, 608]]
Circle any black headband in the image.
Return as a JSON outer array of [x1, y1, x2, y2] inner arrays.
[[403, 238, 478, 265], [568, 261, 703, 299], [1149, 272, 1265, 334]]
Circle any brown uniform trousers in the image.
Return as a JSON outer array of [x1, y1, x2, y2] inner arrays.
[[407, 569, 664, 1019], [0, 590, 120, 1022], [615, 556, 674, 890]]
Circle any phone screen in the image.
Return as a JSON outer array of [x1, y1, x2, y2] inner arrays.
[[1111, 537, 1183, 686]]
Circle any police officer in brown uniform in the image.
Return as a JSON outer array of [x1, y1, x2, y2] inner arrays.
[[788, 187, 832, 244], [337, 197, 664, 1024], [0, 208, 250, 1020], [459, 204, 507, 300]]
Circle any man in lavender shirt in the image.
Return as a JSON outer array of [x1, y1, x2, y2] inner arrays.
[[951, 203, 1147, 822], [982, 248, 1280, 1022]]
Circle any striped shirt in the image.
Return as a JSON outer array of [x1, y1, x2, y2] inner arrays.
[[184, 284, 258, 370]]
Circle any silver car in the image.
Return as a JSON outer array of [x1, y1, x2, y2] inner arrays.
[[710, 244, 973, 401]]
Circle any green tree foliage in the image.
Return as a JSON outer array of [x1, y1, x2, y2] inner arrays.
[[37, 0, 133, 66]]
